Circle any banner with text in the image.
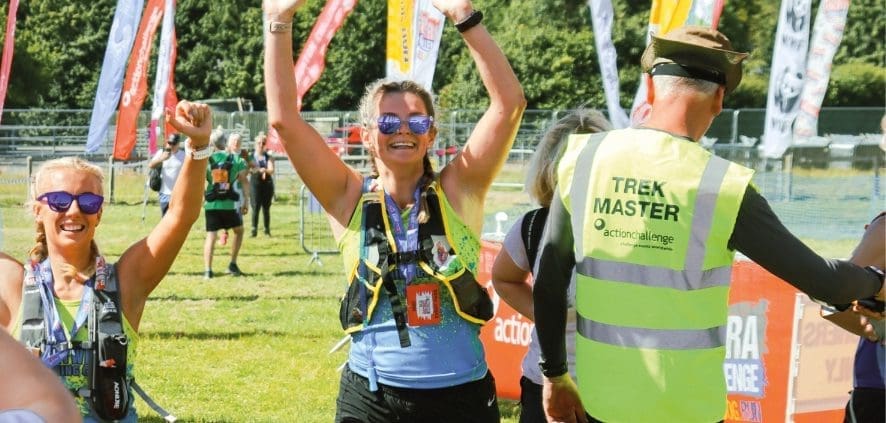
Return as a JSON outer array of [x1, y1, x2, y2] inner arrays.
[[761, 0, 812, 158], [385, 0, 444, 91], [0, 0, 19, 126], [86, 0, 144, 153], [480, 246, 853, 422], [293, 0, 357, 110], [148, 0, 178, 155], [113, 0, 164, 161], [588, 0, 629, 129], [792, 0, 850, 140]]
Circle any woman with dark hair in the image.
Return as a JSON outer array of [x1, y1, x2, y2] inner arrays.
[[250, 132, 275, 237], [264, 0, 525, 420]]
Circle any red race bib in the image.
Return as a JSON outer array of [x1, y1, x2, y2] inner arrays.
[[406, 284, 441, 326]]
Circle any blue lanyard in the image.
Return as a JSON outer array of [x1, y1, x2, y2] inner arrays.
[[30, 257, 106, 367], [383, 186, 421, 284]]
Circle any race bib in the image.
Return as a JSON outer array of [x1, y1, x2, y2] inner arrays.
[[406, 284, 441, 326], [211, 168, 230, 191]]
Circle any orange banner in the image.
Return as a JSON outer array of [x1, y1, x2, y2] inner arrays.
[[113, 0, 164, 161], [477, 240, 533, 400], [479, 244, 853, 420]]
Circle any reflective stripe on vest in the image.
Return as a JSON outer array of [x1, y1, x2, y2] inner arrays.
[[560, 128, 754, 422]]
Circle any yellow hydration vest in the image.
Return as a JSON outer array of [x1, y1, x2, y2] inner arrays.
[[558, 128, 754, 422], [338, 179, 493, 345]]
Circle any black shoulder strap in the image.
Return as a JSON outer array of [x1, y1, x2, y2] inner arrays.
[[520, 207, 549, 273]]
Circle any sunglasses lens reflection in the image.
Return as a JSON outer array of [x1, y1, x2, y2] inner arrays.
[[376, 115, 433, 135]]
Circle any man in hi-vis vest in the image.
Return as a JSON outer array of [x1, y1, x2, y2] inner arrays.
[[532, 26, 886, 423]]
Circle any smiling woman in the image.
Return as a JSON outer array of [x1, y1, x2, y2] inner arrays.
[[0, 100, 213, 422], [264, 0, 526, 420]]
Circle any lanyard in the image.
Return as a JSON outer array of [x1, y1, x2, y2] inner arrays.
[[383, 186, 421, 284], [28, 256, 108, 367]]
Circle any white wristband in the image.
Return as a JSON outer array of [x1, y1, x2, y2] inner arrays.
[[187, 143, 212, 160]]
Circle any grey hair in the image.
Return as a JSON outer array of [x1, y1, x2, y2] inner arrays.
[[525, 109, 612, 207], [210, 128, 227, 150], [652, 74, 721, 98]]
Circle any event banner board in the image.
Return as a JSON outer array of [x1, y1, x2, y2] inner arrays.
[[478, 242, 853, 421]]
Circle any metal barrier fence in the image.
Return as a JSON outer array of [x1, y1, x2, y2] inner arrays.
[[1, 107, 882, 162], [0, 106, 883, 253], [298, 184, 339, 266]]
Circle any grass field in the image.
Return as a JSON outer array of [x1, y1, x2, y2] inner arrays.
[[0, 161, 877, 421]]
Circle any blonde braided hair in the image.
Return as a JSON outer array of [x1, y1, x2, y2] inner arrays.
[[28, 157, 104, 279]]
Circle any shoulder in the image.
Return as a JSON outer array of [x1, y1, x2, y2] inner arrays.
[[0, 253, 24, 329], [0, 253, 24, 287]]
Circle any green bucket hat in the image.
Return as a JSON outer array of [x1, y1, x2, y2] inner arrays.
[[640, 26, 749, 94]]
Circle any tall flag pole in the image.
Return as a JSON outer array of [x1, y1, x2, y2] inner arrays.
[[0, 0, 20, 126], [385, 0, 445, 91], [113, 0, 164, 161], [793, 0, 850, 140], [148, 0, 178, 155], [761, 0, 812, 158], [588, 0, 629, 129], [86, 0, 144, 153]]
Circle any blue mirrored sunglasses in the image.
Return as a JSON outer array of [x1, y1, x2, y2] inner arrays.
[[376, 115, 434, 135], [37, 191, 104, 215]]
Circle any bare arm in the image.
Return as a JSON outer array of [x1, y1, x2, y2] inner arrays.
[[491, 220, 535, 320], [263, 0, 362, 229], [0, 253, 24, 332], [0, 330, 80, 422], [822, 213, 886, 340], [147, 150, 169, 168], [267, 155, 275, 176], [116, 101, 212, 331], [238, 168, 251, 215], [435, 0, 526, 231]]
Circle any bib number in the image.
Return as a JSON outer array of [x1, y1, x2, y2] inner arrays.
[[406, 284, 441, 326]]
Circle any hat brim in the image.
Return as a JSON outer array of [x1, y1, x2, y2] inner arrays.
[[641, 35, 749, 94]]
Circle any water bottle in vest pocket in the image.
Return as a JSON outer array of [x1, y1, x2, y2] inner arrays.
[[89, 295, 131, 420]]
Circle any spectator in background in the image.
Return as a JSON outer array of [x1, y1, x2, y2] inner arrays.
[[203, 130, 250, 279], [226, 133, 253, 218], [250, 132, 275, 237], [147, 133, 186, 216], [491, 109, 611, 423], [821, 213, 885, 423]]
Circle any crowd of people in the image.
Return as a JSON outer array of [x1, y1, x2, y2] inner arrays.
[[0, 0, 882, 421]]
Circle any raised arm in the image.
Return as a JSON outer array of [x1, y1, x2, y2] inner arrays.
[[116, 101, 212, 330], [263, 0, 362, 226], [436, 0, 526, 211]]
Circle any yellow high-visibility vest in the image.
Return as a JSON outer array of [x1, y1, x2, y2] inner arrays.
[[557, 128, 754, 422]]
